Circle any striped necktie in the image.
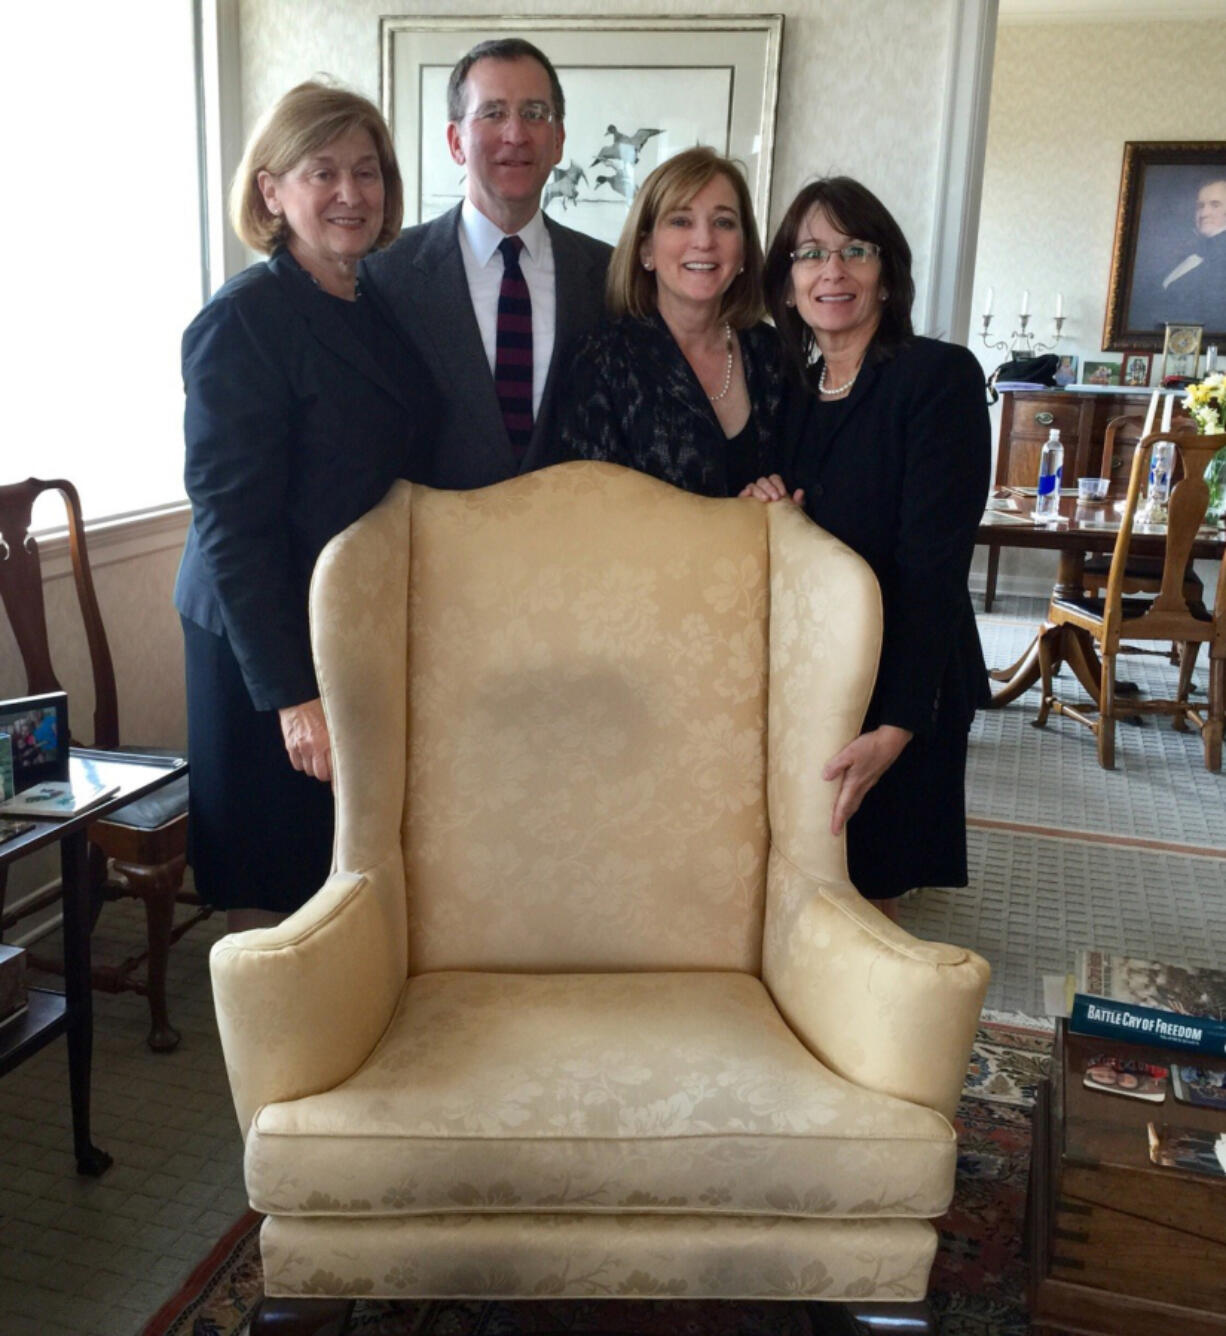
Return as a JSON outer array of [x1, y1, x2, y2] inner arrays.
[[495, 235, 533, 460]]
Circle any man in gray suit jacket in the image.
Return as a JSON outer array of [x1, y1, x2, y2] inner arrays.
[[363, 38, 612, 489]]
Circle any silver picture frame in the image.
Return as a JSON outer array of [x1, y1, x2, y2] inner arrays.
[[380, 14, 784, 247]]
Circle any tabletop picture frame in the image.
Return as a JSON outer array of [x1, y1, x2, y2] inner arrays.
[[1083, 359, 1121, 387], [1120, 350, 1153, 387], [380, 14, 784, 247], [1103, 141, 1226, 352], [0, 692, 69, 793]]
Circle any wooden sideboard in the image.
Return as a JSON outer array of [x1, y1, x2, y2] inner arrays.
[[983, 386, 1182, 610], [994, 386, 1164, 490]]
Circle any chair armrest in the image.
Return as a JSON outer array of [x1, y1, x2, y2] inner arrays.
[[762, 847, 989, 1122], [209, 852, 407, 1137]]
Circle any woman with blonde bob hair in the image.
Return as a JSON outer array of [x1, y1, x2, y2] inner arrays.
[[230, 79, 405, 257], [558, 147, 781, 496], [174, 80, 435, 931]]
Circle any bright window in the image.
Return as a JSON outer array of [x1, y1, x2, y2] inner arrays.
[[10, 2, 203, 527]]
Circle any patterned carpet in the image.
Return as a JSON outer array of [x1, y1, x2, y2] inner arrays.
[[140, 1021, 1050, 1336]]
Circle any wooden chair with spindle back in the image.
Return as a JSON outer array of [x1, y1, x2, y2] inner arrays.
[[1032, 429, 1225, 769], [0, 477, 204, 1050]]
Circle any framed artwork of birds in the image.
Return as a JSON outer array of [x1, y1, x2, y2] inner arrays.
[[381, 14, 783, 245]]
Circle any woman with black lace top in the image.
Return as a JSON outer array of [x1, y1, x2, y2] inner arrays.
[[557, 148, 781, 496]]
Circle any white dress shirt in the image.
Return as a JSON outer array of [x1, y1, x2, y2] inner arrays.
[[457, 201, 556, 418]]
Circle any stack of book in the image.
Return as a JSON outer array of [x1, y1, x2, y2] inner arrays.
[[1068, 949, 1226, 1058], [0, 943, 28, 1031]]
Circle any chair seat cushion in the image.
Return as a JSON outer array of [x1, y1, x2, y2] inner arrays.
[[1051, 593, 1153, 620], [1053, 592, 1211, 622], [100, 773, 189, 830], [247, 971, 955, 1222], [1082, 554, 1204, 589]]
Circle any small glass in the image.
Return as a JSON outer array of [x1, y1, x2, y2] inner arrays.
[[1077, 477, 1109, 503]]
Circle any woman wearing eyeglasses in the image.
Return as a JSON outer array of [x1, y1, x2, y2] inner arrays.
[[556, 147, 781, 496], [754, 177, 991, 918]]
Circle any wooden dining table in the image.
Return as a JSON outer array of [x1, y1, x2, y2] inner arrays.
[[977, 490, 1226, 707]]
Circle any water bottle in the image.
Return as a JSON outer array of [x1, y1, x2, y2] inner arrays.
[[1145, 439, 1176, 521], [1034, 429, 1064, 521]]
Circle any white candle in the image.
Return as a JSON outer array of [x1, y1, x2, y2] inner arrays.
[[1142, 390, 1159, 438], [1020, 289, 1030, 316], [983, 286, 993, 317], [1055, 292, 1063, 318], [1161, 391, 1174, 433]]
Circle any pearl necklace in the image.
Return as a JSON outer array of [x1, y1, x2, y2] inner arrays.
[[818, 358, 860, 397], [708, 323, 735, 402]]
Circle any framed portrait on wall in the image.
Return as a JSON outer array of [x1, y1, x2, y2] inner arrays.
[[379, 15, 783, 247], [1103, 142, 1226, 352]]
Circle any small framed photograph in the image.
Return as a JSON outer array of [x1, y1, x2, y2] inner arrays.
[[1161, 322, 1204, 379], [1083, 360, 1122, 386], [0, 693, 69, 794], [1121, 351, 1153, 386], [1054, 354, 1079, 387]]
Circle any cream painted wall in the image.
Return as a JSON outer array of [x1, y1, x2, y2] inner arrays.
[[972, 19, 1226, 382], [237, 0, 962, 327], [970, 17, 1226, 597]]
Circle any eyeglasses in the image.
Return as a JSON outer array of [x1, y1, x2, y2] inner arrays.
[[789, 242, 881, 267], [469, 100, 556, 127]]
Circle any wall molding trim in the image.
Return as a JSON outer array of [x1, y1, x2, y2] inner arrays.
[[1001, 0, 1226, 23], [32, 503, 191, 582]]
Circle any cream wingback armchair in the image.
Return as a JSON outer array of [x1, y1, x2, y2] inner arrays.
[[211, 462, 989, 1336]]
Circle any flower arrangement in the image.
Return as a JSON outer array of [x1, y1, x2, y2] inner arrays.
[[1182, 372, 1226, 435], [1184, 374, 1226, 520]]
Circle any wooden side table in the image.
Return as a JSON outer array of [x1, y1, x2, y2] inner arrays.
[[0, 748, 187, 1175], [1026, 1021, 1226, 1334]]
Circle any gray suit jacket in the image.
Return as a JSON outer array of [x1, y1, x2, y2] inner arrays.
[[362, 203, 612, 489]]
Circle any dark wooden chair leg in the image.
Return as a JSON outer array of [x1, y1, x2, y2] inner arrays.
[[249, 1296, 355, 1336], [809, 1299, 936, 1335], [121, 855, 185, 1051], [983, 542, 1000, 612]]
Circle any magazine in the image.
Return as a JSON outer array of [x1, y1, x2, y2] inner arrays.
[[0, 817, 35, 845], [1147, 1123, 1226, 1179], [1171, 1065, 1226, 1112], [1082, 1054, 1167, 1102], [0, 776, 118, 819], [1069, 951, 1226, 1058]]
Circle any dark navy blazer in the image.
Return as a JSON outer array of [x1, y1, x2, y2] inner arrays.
[[362, 204, 611, 489], [173, 249, 433, 712]]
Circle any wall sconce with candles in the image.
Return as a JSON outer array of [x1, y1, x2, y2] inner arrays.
[[979, 289, 1065, 357]]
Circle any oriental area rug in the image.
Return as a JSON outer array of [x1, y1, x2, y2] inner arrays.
[[140, 1020, 1051, 1336]]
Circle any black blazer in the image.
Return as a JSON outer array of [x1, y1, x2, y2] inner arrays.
[[361, 204, 612, 489], [556, 314, 784, 496], [780, 336, 992, 738], [173, 250, 433, 712]]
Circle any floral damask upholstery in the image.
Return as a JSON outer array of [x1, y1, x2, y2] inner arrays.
[[211, 461, 989, 1307]]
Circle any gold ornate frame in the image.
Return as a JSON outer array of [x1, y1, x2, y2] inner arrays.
[[1103, 141, 1226, 352]]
